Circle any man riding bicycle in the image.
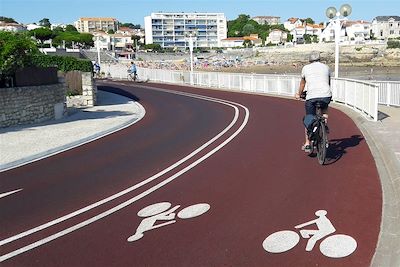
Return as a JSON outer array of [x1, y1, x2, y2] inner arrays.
[[128, 62, 137, 81], [295, 51, 332, 153]]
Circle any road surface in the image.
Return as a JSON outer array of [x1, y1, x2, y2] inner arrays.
[[0, 81, 382, 266]]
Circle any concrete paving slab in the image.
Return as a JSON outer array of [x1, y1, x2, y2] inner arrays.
[[0, 90, 145, 172]]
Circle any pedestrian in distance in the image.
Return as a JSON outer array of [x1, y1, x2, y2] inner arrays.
[[295, 51, 332, 153]]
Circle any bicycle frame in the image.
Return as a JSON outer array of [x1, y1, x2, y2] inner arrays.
[[308, 104, 328, 165]]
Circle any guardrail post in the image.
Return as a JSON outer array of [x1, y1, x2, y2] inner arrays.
[[387, 83, 391, 106], [277, 76, 281, 95], [251, 74, 254, 92]]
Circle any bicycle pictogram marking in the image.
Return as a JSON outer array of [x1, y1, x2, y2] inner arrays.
[[127, 202, 210, 242], [262, 210, 357, 258]]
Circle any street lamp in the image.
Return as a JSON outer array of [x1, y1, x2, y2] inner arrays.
[[92, 35, 102, 64], [326, 4, 352, 78], [186, 32, 197, 85]]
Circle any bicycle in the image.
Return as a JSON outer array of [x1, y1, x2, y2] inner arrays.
[[301, 94, 329, 165], [127, 72, 137, 82]]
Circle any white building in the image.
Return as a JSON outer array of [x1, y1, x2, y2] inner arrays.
[[221, 35, 262, 47], [284, 18, 303, 31], [371, 16, 400, 40], [266, 29, 287, 44], [50, 23, 68, 30], [320, 20, 347, 42], [344, 20, 371, 42], [144, 12, 227, 49], [290, 24, 324, 43], [26, 24, 43, 31], [252, 16, 280, 25], [74, 17, 119, 33], [0, 22, 27, 32]]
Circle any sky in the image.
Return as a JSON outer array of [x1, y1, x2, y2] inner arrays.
[[1, 0, 399, 26]]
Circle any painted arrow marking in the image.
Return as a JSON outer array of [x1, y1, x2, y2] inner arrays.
[[0, 189, 23, 199]]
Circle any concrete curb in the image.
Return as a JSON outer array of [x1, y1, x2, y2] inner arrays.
[[0, 94, 146, 172]]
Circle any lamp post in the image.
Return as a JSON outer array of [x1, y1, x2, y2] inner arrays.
[[186, 33, 196, 85], [96, 36, 101, 64], [326, 4, 352, 78]]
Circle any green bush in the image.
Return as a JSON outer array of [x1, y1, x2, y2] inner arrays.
[[0, 31, 39, 79], [32, 54, 93, 72], [387, 40, 400, 49]]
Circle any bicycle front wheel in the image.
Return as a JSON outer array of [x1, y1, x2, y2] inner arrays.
[[316, 120, 327, 165]]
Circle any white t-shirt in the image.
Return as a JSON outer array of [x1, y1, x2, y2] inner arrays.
[[301, 62, 332, 100]]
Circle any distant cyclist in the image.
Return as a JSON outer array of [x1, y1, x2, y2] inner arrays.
[[128, 62, 137, 81], [295, 51, 332, 153]]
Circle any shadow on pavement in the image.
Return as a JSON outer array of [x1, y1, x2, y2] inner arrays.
[[98, 86, 140, 104], [324, 135, 364, 165]]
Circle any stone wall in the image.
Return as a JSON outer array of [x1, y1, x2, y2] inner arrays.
[[0, 83, 66, 128], [66, 72, 97, 108]]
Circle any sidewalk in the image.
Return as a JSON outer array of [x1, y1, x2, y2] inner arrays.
[[0, 90, 145, 172]]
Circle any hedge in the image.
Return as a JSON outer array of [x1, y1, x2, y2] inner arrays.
[[32, 54, 93, 72]]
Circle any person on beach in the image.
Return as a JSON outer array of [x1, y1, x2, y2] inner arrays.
[[295, 51, 332, 153]]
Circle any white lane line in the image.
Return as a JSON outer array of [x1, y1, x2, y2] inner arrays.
[[0, 97, 250, 263], [0, 88, 239, 247], [0, 189, 23, 199]]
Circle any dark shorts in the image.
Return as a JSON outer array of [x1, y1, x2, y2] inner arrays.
[[305, 97, 332, 115]]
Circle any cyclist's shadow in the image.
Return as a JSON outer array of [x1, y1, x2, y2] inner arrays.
[[324, 135, 364, 165]]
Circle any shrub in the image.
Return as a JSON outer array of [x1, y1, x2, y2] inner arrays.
[[32, 54, 93, 72], [387, 40, 400, 49], [0, 31, 39, 80]]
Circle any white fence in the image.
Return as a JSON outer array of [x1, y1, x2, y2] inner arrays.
[[372, 81, 400, 107], [102, 63, 380, 121]]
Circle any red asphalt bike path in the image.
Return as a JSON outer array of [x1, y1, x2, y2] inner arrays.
[[0, 81, 382, 266]]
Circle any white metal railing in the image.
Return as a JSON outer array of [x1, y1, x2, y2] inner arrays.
[[331, 78, 378, 121], [371, 81, 400, 107], [103, 64, 380, 121]]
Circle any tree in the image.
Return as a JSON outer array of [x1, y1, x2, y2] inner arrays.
[[0, 16, 17, 23], [228, 14, 251, 37], [303, 18, 315, 25], [303, 34, 312, 44], [39, 18, 51, 28], [287, 33, 294, 42], [120, 23, 141, 29], [30, 28, 54, 45], [65, 25, 78, 32], [107, 29, 115, 34], [243, 24, 256, 36], [79, 33, 94, 48], [144, 43, 161, 51], [0, 31, 39, 81], [131, 35, 141, 46]]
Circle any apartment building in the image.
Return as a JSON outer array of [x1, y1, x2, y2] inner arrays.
[[144, 12, 227, 49], [74, 17, 119, 33], [252, 16, 280, 25], [371, 16, 400, 39], [266, 29, 288, 44]]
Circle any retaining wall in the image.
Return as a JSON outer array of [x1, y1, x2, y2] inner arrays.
[[0, 83, 66, 128]]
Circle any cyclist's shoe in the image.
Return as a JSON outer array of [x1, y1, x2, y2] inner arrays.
[[301, 144, 311, 153]]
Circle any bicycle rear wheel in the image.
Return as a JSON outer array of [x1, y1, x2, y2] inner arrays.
[[316, 120, 327, 165]]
